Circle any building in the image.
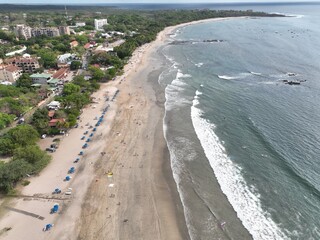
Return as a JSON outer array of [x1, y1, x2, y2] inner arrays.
[[31, 27, 60, 37], [94, 19, 108, 31], [57, 53, 77, 68], [14, 24, 32, 40], [84, 43, 91, 49], [0, 65, 23, 83], [47, 101, 61, 110], [47, 78, 59, 87], [5, 55, 40, 73], [70, 40, 79, 48], [30, 73, 52, 84], [52, 68, 68, 79], [59, 26, 70, 35], [75, 22, 86, 27]]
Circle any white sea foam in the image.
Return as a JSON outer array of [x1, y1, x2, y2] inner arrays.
[[195, 90, 202, 96], [177, 71, 192, 79], [191, 92, 289, 240], [164, 70, 191, 111], [195, 62, 204, 67], [250, 71, 263, 76], [218, 75, 238, 80]]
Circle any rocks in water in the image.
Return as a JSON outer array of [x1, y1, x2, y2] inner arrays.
[[282, 79, 306, 85], [170, 39, 225, 45]]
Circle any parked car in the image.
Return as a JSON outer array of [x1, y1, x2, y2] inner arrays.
[[50, 143, 59, 149], [46, 148, 56, 153]]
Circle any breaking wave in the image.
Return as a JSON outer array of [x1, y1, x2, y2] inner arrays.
[[191, 91, 288, 240]]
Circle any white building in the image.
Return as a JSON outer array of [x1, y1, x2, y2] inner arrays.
[[0, 65, 23, 83], [57, 53, 77, 68], [94, 19, 108, 31], [14, 24, 32, 40], [47, 101, 61, 110], [59, 26, 70, 35], [75, 22, 86, 27]]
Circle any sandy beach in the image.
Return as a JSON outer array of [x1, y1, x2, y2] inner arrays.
[[0, 17, 243, 240]]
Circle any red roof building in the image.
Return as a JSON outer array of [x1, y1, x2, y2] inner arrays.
[[84, 43, 91, 49], [70, 40, 79, 48], [52, 68, 68, 79], [49, 118, 65, 127]]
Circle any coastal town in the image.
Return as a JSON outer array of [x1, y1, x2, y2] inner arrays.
[[0, 5, 281, 240]]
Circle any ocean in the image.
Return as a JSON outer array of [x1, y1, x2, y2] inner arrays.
[[157, 4, 320, 240]]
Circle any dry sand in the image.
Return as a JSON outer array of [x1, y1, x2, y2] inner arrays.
[[0, 17, 240, 240]]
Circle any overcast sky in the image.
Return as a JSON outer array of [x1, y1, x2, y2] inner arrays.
[[0, 0, 319, 4]]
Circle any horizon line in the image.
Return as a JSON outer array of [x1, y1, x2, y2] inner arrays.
[[0, 1, 320, 6]]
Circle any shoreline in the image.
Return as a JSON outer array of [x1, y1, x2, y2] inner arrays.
[[0, 17, 248, 240]]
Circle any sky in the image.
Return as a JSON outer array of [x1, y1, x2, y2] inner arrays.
[[0, 0, 319, 4]]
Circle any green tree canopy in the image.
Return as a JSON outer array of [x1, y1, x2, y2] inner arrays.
[[63, 83, 81, 95], [70, 61, 82, 70]]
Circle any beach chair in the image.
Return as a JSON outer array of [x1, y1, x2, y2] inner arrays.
[[79, 151, 84, 155], [68, 167, 75, 174], [89, 133, 94, 137], [43, 224, 53, 231], [84, 131, 88, 135], [93, 128, 97, 132], [81, 136, 85, 140], [82, 143, 88, 149], [86, 138, 91, 142], [50, 204, 59, 214], [52, 188, 61, 194], [74, 158, 80, 163]]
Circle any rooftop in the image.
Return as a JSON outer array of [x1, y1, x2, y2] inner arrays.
[[30, 73, 52, 78], [5, 65, 21, 72], [47, 78, 59, 84]]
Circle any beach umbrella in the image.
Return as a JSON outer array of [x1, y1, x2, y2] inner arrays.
[[81, 136, 85, 140], [74, 158, 80, 163], [84, 131, 88, 135], [86, 138, 91, 142], [65, 176, 71, 181], [82, 143, 88, 149], [51, 204, 59, 214], [44, 224, 53, 231], [93, 128, 97, 131], [89, 133, 94, 137], [79, 151, 84, 155]]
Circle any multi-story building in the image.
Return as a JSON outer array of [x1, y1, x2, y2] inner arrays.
[[0, 65, 23, 83], [14, 24, 32, 40], [94, 19, 108, 31], [30, 73, 52, 84], [59, 26, 70, 35], [5, 56, 40, 73], [31, 27, 60, 37]]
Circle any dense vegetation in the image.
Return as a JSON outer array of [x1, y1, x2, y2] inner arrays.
[[0, 82, 44, 118], [0, 124, 51, 193]]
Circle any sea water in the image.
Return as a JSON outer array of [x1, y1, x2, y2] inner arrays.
[[160, 4, 320, 240]]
